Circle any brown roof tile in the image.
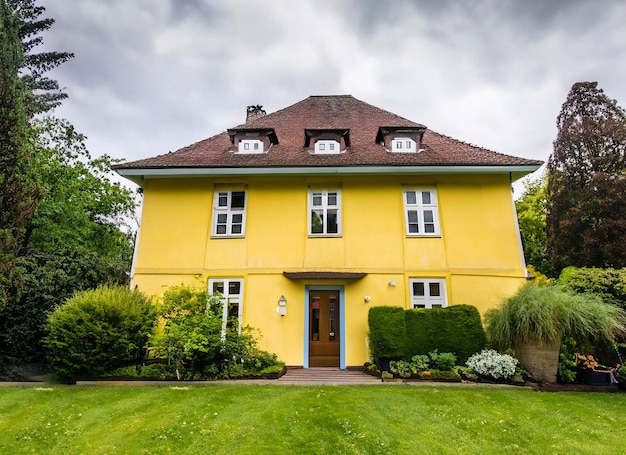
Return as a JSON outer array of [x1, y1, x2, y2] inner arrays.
[[114, 95, 542, 171]]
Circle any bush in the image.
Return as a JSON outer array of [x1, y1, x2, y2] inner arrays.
[[559, 267, 626, 310], [404, 305, 486, 364], [388, 350, 458, 379], [148, 285, 283, 380], [0, 248, 129, 366], [429, 351, 457, 371], [45, 286, 156, 382], [557, 337, 578, 383], [368, 306, 406, 360], [466, 349, 518, 380]]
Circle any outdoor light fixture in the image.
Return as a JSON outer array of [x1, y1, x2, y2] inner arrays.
[[364, 295, 371, 303], [277, 295, 287, 316]]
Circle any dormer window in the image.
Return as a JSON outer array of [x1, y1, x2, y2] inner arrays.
[[305, 129, 350, 155], [315, 140, 340, 154], [227, 128, 278, 154], [239, 139, 264, 154], [377, 126, 426, 154], [392, 138, 417, 153]]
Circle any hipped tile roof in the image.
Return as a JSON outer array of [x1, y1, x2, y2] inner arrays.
[[114, 95, 542, 171]]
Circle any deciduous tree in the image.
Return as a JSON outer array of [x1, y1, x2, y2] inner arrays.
[[0, 118, 137, 367], [515, 175, 554, 277], [546, 82, 626, 272]]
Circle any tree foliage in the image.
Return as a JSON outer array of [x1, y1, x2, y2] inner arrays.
[[8, 0, 74, 115], [546, 82, 626, 272], [0, 0, 41, 307], [515, 175, 554, 277], [0, 2, 134, 369], [0, 118, 137, 366], [23, 117, 136, 260]]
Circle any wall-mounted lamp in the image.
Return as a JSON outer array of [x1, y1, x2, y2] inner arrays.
[[364, 295, 371, 303], [389, 280, 396, 287], [277, 295, 287, 316]]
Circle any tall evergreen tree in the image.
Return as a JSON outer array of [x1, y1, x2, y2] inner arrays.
[[0, 0, 41, 307], [8, 0, 74, 116], [546, 82, 626, 273]]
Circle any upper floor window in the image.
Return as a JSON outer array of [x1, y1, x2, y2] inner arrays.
[[403, 188, 440, 236], [209, 278, 243, 336], [309, 189, 341, 236], [212, 190, 246, 237], [238, 139, 264, 154], [409, 278, 447, 309], [314, 140, 341, 154], [392, 137, 417, 153]]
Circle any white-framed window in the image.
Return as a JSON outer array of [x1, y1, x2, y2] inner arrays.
[[309, 189, 341, 236], [392, 137, 416, 153], [238, 139, 263, 154], [314, 139, 340, 154], [409, 278, 447, 309], [212, 190, 246, 237], [208, 278, 243, 335], [403, 188, 440, 236]]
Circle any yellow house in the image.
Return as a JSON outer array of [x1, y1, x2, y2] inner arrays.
[[114, 95, 542, 369]]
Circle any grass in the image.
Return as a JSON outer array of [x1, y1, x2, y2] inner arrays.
[[0, 384, 625, 454]]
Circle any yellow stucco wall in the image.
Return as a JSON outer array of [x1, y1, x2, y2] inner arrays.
[[132, 173, 527, 367]]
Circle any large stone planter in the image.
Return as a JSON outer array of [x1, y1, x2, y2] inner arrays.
[[514, 337, 561, 383]]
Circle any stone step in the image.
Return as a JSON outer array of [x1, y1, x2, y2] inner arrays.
[[278, 367, 381, 384]]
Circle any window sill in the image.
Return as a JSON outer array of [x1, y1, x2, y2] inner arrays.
[[308, 234, 342, 239], [405, 234, 441, 238], [210, 235, 246, 239]]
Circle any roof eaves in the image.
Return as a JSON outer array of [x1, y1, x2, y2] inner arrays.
[[115, 163, 542, 186]]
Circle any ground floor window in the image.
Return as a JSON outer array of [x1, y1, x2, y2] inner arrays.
[[208, 279, 243, 335], [409, 278, 447, 309]]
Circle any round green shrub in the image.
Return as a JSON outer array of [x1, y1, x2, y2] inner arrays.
[[45, 286, 155, 382]]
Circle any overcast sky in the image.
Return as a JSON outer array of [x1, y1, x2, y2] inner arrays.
[[41, 0, 626, 193]]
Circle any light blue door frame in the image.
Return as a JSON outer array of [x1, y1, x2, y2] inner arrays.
[[303, 285, 345, 369]]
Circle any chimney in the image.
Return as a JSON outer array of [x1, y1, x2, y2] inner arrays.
[[246, 104, 266, 122]]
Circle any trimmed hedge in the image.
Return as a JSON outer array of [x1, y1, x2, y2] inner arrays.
[[368, 304, 486, 365], [405, 305, 486, 364], [368, 306, 406, 359]]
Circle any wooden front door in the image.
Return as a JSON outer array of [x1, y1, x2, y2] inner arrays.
[[309, 290, 340, 367]]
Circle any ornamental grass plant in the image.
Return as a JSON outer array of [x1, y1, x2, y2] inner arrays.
[[485, 283, 626, 351]]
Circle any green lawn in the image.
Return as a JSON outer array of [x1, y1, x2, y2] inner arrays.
[[0, 384, 624, 454]]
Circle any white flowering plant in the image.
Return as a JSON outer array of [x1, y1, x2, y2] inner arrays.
[[466, 349, 518, 380]]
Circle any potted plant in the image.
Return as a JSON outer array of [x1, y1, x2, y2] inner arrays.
[[485, 284, 626, 383]]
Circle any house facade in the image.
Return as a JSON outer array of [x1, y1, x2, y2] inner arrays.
[[114, 95, 542, 368]]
